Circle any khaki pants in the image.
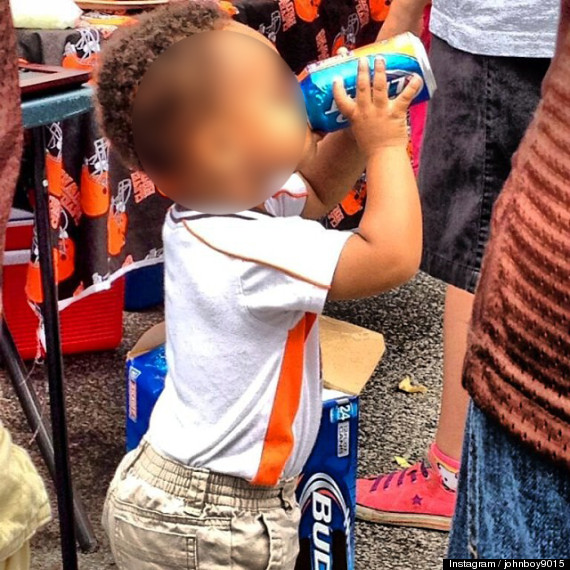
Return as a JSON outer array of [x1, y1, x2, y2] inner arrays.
[[102, 441, 300, 570], [0, 542, 30, 570]]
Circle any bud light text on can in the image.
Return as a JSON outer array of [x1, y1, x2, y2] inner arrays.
[[299, 32, 437, 133]]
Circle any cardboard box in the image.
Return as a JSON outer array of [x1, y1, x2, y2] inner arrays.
[[126, 316, 384, 570]]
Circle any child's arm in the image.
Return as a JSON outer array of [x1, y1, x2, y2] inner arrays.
[[297, 129, 367, 220], [377, 0, 429, 41], [296, 0, 429, 220], [328, 57, 422, 300]]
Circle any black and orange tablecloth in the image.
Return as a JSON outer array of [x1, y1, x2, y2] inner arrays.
[[17, 0, 389, 306]]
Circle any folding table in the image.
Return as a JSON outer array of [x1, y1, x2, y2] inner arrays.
[[0, 85, 98, 570]]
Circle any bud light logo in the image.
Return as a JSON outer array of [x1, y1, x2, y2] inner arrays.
[[297, 473, 352, 570], [324, 67, 424, 125], [386, 68, 425, 98]]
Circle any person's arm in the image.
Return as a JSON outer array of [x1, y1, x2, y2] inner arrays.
[[297, 128, 366, 219], [0, 1, 23, 284], [0, 5, 51, 559], [0, 0, 23, 308], [328, 57, 422, 300], [377, 0, 429, 41]]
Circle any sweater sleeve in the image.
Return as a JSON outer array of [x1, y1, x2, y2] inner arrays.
[[0, 0, 23, 288], [0, 423, 51, 562], [462, 0, 570, 472]]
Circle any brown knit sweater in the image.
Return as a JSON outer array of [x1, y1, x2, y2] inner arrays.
[[464, 0, 570, 471]]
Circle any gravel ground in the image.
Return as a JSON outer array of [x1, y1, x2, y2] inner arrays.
[[0, 271, 448, 570]]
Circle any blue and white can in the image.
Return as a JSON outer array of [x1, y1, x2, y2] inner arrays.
[[299, 32, 436, 133]]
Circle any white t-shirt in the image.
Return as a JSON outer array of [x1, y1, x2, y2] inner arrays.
[[430, 0, 560, 58], [146, 174, 351, 486]]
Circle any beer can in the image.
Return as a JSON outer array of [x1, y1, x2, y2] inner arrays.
[[299, 32, 436, 133]]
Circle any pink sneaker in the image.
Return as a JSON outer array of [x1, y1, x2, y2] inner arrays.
[[356, 446, 457, 531]]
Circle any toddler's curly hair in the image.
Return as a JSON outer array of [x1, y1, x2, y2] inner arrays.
[[96, 1, 230, 170]]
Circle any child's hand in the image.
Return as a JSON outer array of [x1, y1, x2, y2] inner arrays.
[[326, 57, 422, 301], [332, 57, 421, 157]]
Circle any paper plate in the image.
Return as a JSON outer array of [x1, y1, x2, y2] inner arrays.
[[75, 0, 168, 11]]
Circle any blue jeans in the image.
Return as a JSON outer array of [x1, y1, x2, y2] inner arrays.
[[448, 403, 570, 559]]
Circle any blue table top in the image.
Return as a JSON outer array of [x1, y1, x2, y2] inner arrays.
[[21, 85, 94, 129]]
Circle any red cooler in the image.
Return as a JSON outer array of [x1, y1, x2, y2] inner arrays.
[[3, 208, 124, 360]]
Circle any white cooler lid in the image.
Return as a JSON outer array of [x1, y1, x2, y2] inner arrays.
[[3, 249, 31, 266], [9, 208, 34, 222]]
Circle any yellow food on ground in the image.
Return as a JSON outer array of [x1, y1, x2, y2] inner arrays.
[[394, 456, 412, 468], [398, 375, 428, 394]]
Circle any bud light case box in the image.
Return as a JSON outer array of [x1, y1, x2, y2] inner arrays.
[[126, 342, 167, 452], [126, 359, 359, 569], [295, 389, 359, 570], [126, 319, 384, 570], [125, 322, 167, 452]]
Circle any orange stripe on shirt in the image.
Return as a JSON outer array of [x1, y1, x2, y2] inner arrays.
[[304, 313, 317, 340], [272, 189, 309, 200], [252, 313, 316, 486]]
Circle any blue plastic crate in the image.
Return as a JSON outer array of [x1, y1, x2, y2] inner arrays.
[[124, 263, 164, 311]]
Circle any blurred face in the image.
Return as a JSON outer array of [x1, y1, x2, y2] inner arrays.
[[229, 22, 325, 173], [134, 24, 310, 214]]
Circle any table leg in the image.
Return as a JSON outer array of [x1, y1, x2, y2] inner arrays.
[[31, 127, 79, 568], [0, 322, 98, 553]]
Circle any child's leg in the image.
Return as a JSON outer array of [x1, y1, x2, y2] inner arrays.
[[436, 285, 473, 460], [102, 441, 300, 570], [355, 286, 471, 531]]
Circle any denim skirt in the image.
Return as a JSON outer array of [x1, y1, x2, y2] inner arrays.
[[419, 36, 550, 292]]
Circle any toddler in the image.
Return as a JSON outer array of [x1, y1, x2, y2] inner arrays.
[[96, 2, 421, 568]]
